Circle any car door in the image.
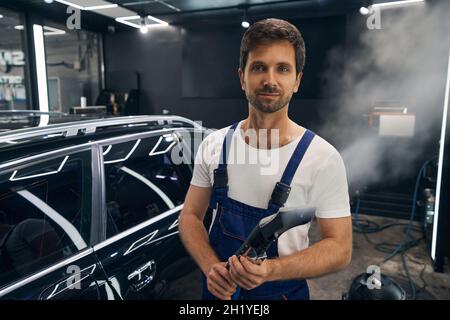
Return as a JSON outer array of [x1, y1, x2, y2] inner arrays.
[[0, 147, 115, 299], [92, 130, 199, 299]]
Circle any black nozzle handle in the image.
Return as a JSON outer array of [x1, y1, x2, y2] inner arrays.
[[260, 207, 316, 240]]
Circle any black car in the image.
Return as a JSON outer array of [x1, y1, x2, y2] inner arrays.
[[0, 111, 208, 300]]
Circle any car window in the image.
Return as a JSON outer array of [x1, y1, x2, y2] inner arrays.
[[103, 133, 192, 236], [0, 150, 92, 288]]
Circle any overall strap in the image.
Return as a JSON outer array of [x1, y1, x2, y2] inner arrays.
[[209, 122, 239, 209], [268, 130, 316, 212], [215, 122, 239, 176]]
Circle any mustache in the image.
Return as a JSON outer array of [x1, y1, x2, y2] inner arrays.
[[256, 88, 281, 95]]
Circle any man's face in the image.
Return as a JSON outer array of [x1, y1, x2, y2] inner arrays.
[[239, 40, 302, 114]]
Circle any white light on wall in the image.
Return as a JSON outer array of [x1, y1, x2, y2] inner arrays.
[[432, 49, 450, 261], [33, 24, 49, 113]]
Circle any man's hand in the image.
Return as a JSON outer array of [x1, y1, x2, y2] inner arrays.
[[206, 262, 237, 300], [228, 255, 272, 290]]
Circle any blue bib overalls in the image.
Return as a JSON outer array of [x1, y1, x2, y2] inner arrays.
[[202, 123, 316, 300]]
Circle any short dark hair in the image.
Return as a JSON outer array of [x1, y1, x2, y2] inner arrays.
[[239, 18, 306, 75]]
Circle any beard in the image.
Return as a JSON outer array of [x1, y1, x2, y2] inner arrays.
[[246, 87, 293, 114]]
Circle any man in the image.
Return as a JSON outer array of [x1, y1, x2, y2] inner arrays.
[[179, 18, 352, 300]]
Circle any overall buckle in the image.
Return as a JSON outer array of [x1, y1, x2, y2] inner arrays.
[[270, 182, 291, 207], [213, 168, 228, 188]]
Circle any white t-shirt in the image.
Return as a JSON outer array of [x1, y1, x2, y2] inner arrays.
[[190, 120, 351, 256]]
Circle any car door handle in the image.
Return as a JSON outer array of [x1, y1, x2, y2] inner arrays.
[[127, 260, 156, 291]]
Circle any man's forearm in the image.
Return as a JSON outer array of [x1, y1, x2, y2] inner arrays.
[[179, 213, 221, 275], [266, 238, 352, 282]]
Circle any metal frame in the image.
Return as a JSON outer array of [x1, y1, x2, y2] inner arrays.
[[91, 144, 105, 245], [0, 110, 65, 115], [0, 115, 203, 143]]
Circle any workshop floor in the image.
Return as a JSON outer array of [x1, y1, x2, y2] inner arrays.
[[308, 214, 450, 300], [162, 214, 450, 300]]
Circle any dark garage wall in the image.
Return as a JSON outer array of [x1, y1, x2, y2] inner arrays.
[[103, 15, 346, 130]]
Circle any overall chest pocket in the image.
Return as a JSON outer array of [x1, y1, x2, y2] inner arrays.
[[218, 207, 259, 242]]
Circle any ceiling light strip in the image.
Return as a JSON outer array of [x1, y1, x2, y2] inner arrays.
[[371, 0, 425, 10]]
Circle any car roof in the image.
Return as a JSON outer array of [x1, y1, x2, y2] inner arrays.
[[0, 111, 101, 132], [0, 112, 204, 166]]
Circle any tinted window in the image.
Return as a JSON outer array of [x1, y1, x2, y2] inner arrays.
[[0, 8, 29, 110], [103, 133, 192, 236], [0, 150, 92, 288]]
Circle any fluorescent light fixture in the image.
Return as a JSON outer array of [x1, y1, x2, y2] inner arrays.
[[14, 25, 24, 30], [53, 0, 117, 11], [432, 49, 450, 261], [33, 24, 49, 113], [44, 0, 54, 4], [146, 15, 168, 26], [115, 15, 140, 28], [53, 0, 84, 10], [371, 0, 425, 10], [85, 4, 118, 10], [116, 15, 168, 29], [0, 14, 4, 19]]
